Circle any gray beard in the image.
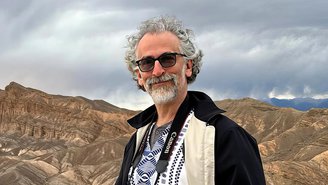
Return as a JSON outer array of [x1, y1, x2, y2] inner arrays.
[[145, 74, 178, 104], [144, 64, 186, 105], [149, 83, 178, 104]]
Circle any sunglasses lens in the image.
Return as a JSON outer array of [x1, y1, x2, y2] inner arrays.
[[139, 58, 155, 72], [159, 54, 176, 68], [137, 53, 180, 72]]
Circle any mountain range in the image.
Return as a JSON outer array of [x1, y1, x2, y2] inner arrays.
[[263, 98, 328, 111], [0, 82, 327, 185]]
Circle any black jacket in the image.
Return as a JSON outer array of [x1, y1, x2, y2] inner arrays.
[[115, 91, 266, 184]]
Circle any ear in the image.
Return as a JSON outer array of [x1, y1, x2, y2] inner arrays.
[[136, 69, 144, 86], [185, 60, 193, 77]]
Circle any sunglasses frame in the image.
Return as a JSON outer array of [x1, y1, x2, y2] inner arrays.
[[135, 52, 186, 72]]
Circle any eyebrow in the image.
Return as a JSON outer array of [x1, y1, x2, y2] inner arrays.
[[139, 52, 176, 60]]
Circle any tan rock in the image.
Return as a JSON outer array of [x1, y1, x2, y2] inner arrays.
[[1, 82, 328, 184]]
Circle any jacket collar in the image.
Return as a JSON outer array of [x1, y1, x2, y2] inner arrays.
[[127, 91, 225, 129]]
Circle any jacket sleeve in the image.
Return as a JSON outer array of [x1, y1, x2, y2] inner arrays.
[[215, 121, 266, 185], [115, 133, 136, 185]]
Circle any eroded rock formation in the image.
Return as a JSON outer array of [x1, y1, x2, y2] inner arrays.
[[216, 98, 328, 185], [0, 82, 327, 185], [0, 82, 135, 185]]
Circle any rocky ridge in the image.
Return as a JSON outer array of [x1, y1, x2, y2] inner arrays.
[[0, 82, 135, 185], [0, 82, 327, 184], [216, 98, 328, 185]]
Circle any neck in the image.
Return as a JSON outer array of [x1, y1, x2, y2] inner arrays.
[[155, 91, 187, 127]]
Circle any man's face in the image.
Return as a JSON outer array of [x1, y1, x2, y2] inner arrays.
[[135, 31, 192, 104]]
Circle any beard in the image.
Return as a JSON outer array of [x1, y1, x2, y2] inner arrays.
[[144, 64, 187, 105], [145, 73, 178, 104]]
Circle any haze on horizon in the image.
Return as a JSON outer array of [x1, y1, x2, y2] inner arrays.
[[1, 0, 328, 110]]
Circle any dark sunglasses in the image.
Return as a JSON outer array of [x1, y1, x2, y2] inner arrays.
[[135, 52, 186, 72]]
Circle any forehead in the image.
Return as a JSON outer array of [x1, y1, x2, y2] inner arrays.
[[136, 31, 180, 58]]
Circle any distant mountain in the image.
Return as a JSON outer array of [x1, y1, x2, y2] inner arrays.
[[0, 82, 328, 185], [262, 97, 328, 111]]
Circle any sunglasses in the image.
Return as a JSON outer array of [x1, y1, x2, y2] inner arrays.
[[135, 52, 186, 72]]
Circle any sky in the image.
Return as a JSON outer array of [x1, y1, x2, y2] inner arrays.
[[1, 0, 328, 110]]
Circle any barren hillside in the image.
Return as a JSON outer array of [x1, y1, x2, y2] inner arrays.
[[0, 82, 327, 185], [217, 98, 328, 185], [0, 82, 135, 185]]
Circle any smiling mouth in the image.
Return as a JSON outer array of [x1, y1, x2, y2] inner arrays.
[[146, 74, 176, 89], [151, 79, 173, 87], [154, 80, 170, 84]]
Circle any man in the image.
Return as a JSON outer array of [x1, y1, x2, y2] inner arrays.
[[116, 16, 266, 185]]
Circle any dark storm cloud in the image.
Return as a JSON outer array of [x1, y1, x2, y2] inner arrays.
[[0, 0, 134, 101], [194, 27, 328, 99], [0, 0, 71, 48], [84, 0, 328, 29], [0, 0, 327, 110]]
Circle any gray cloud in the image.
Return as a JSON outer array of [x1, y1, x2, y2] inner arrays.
[[195, 27, 328, 99], [1, 0, 327, 110]]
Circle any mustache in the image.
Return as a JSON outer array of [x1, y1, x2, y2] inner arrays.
[[146, 74, 177, 86]]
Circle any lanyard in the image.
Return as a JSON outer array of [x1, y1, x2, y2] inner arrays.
[[131, 122, 153, 168], [155, 98, 191, 173], [131, 95, 192, 174]]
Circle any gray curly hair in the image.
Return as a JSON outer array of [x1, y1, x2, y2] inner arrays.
[[125, 16, 203, 90]]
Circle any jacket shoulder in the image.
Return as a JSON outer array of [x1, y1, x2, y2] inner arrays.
[[211, 115, 266, 184], [208, 114, 242, 136], [115, 133, 137, 185]]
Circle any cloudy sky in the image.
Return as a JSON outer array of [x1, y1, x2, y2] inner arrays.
[[1, 0, 328, 110]]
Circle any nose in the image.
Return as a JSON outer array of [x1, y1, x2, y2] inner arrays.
[[152, 60, 165, 76]]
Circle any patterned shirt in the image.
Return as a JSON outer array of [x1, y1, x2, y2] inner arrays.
[[128, 110, 194, 185]]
